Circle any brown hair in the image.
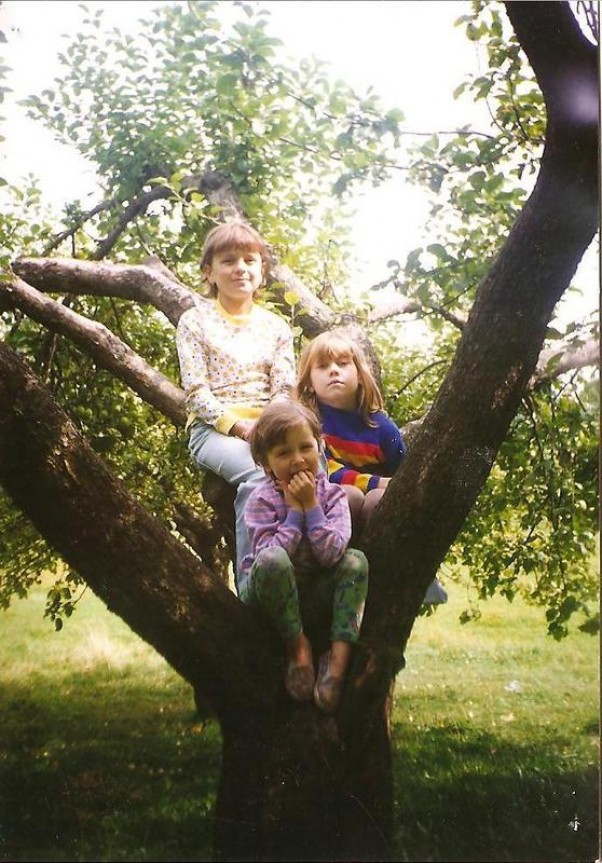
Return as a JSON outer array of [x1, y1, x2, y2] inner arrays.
[[250, 400, 323, 467], [296, 329, 384, 426], [200, 221, 273, 298]]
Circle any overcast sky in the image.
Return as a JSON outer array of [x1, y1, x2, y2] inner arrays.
[[1, 0, 597, 321]]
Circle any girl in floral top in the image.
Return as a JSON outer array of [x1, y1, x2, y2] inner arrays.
[[176, 222, 295, 589]]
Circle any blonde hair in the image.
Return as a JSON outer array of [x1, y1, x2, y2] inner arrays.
[[250, 400, 323, 467], [296, 329, 384, 426], [200, 221, 273, 298]]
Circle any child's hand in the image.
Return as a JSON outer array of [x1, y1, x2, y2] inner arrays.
[[230, 420, 255, 441], [287, 470, 318, 511], [377, 477, 390, 489]]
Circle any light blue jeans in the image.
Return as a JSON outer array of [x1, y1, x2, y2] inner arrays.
[[188, 421, 265, 592]]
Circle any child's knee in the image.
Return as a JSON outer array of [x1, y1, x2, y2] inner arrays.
[[255, 546, 292, 574], [363, 487, 384, 523], [251, 547, 294, 598], [341, 548, 369, 576]]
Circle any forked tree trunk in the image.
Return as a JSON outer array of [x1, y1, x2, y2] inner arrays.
[[0, 343, 395, 861]]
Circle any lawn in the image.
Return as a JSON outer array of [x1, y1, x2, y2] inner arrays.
[[392, 584, 599, 862], [0, 577, 598, 862]]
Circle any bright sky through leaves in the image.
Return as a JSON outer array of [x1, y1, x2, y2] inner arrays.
[[1, 0, 597, 321]]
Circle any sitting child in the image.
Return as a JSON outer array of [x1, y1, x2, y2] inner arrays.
[[175, 221, 295, 587], [239, 400, 369, 714], [297, 328, 447, 606]]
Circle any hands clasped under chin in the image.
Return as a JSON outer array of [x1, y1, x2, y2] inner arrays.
[[280, 470, 318, 511]]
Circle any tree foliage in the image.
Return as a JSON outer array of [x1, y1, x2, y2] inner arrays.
[[0, 0, 598, 643]]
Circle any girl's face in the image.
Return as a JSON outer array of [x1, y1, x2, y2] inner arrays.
[[309, 350, 359, 411], [264, 422, 321, 485], [204, 246, 263, 314]]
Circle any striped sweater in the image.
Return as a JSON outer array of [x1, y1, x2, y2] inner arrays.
[[318, 402, 407, 493]]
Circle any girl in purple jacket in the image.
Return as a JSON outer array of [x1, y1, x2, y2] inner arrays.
[[241, 400, 368, 714]]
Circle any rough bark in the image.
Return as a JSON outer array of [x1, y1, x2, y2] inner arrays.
[[0, 4, 597, 861], [11, 256, 198, 326]]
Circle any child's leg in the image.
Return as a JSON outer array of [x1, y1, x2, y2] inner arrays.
[[362, 488, 447, 605], [362, 487, 384, 529], [342, 485, 365, 541], [315, 548, 369, 713], [362, 486, 448, 605], [188, 421, 265, 586], [241, 547, 314, 700], [329, 547, 369, 660], [346, 486, 383, 536]]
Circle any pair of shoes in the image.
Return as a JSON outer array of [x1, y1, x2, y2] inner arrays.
[[314, 652, 344, 715], [285, 661, 315, 702], [423, 578, 448, 605]]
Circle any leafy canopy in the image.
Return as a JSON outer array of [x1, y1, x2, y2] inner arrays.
[[0, 0, 598, 638]]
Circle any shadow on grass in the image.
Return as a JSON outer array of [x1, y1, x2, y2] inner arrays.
[[0, 680, 220, 862], [391, 721, 599, 863], [1, 677, 598, 863]]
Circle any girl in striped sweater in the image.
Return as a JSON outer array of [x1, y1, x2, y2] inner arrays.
[[297, 329, 447, 605]]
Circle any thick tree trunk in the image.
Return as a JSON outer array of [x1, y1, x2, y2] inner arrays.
[[360, 0, 599, 662], [0, 342, 394, 861]]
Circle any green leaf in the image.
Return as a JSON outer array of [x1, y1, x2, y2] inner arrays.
[[426, 243, 451, 262], [283, 290, 300, 307], [216, 73, 239, 96]]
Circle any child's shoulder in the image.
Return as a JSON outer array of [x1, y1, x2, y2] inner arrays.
[[178, 296, 213, 325], [369, 409, 394, 426], [248, 473, 280, 502], [253, 303, 291, 331]]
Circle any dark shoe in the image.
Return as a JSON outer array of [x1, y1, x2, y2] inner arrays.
[[423, 578, 448, 605], [285, 661, 315, 702], [314, 652, 344, 714]]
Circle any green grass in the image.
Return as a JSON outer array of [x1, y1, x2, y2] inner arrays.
[[0, 584, 220, 862], [0, 579, 598, 862], [392, 585, 600, 862]]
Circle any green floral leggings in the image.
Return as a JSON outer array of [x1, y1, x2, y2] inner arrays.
[[240, 546, 369, 643]]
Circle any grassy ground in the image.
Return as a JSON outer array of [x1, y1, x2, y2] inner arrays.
[[392, 586, 599, 862], [0, 578, 598, 862]]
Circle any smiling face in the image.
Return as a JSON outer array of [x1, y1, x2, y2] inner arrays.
[[204, 246, 264, 314], [309, 349, 359, 411], [264, 421, 321, 485]]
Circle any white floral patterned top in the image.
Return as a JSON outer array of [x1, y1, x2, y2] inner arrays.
[[176, 297, 295, 434]]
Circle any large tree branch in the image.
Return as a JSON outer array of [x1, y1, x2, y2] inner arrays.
[[4, 277, 187, 425], [505, 0, 598, 125], [367, 295, 468, 329], [530, 336, 599, 387], [11, 256, 197, 326], [360, 0, 599, 661], [11, 254, 337, 335], [0, 340, 280, 718]]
